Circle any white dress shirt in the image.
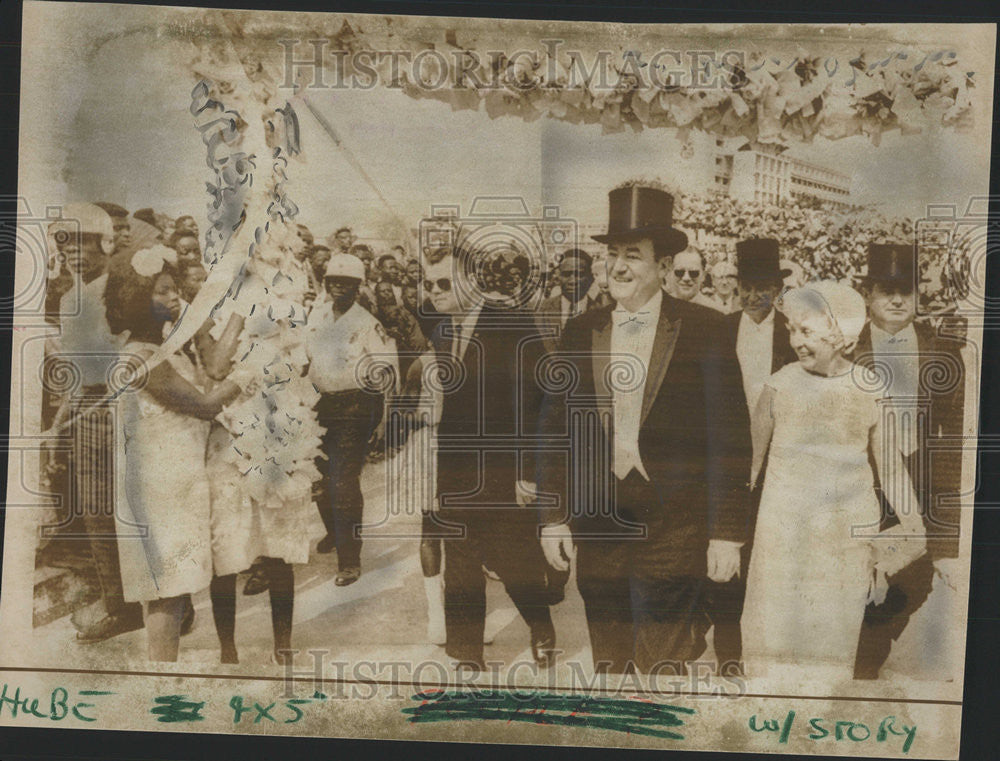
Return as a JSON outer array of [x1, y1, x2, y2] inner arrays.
[[708, 292, 742, 315], [58, 272, 120, 388], [736, 309, 775, 415], [449, 302, 483, 361], [609, 289, 662, 480], [306, 301, 398, 393], [870, 322, 920, 456]]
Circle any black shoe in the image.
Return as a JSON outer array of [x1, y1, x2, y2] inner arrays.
[[530, 621, 557, 669], [453, 659, 485, 674], [316, 534, 336, 554], [335, 566, 361, 586], [179, 598, 195, 636], [221, 645, 239, 665], [242, 562, 270, 595], [75, 612, 144, 644]]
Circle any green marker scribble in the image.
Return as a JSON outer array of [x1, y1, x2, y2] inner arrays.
[[150, 694, 206, 723], [402, 690, 695, 740]]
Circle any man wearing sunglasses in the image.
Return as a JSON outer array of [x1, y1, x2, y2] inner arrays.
[[421, 246, 558, 672], [533, 184, 750, 675], [664, 247, 715, 309]]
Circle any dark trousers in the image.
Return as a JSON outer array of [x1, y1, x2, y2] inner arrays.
[[71, 396, 140, 621], [854, 551, 935, 679], [704, 483, 759, 674], [854, 450, 936, 679], [442, 511, 553, 665], [702, 545, 751, 674], [315, 390, 382, 569], [574, 472, 709, 674]]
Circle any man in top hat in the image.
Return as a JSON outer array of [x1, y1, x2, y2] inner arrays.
[[729, 239, 798, 416], [853, 242, 965, 679], [705, 237, 798, 673], [533, 184, 751, 673]]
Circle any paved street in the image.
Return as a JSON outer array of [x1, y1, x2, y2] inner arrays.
[[35, 424, 965, 689]]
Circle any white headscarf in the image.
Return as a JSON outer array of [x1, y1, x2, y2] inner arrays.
[[777, 280, 867, 351]]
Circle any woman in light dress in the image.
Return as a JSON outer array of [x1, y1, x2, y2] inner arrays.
[[190, 300, 314, 666], [105, 246, 241, 662], [741, 281, 925, 682]]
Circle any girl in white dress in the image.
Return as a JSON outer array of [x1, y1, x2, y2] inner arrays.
[[178, 280, 313, 666], [105, 246, 241, 662], [741, 281, 925, 682]]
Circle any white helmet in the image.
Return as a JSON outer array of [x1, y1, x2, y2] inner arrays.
[[48, 203, 115, 255], [324, 252, 365, 281]]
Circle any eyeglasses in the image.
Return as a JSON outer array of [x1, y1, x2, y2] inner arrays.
[[673, 269, 702, 280], [423, 277, 452, 292]]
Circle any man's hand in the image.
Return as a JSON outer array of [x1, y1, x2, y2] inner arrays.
[[368, 419, 386, 449], [706, 540, 741, 583], [934, 557, 959, 592], [515, 480, 537, 508], [540, 524, 574, 572]]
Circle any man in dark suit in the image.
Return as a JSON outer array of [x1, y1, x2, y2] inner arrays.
[[853, 243, 965, 678], [706, 238, 798, 674], [535, 248, 597, 354], [533, 185, 752, 674], [422, 246, 557, 671]]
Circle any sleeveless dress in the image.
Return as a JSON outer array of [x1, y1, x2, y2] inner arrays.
[[741, 362, 881, 680], [115, 342, 213, 603]]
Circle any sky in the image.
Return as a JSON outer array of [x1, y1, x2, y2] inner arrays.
[[22, 21, 992, 249]]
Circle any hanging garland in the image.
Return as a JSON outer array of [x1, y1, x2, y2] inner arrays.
[[185, 19, 324, 511], [252, 14, 979, 145]]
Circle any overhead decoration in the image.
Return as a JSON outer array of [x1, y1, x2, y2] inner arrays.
[[199, 13, 980, 145]]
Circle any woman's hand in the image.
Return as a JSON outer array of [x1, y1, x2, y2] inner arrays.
[[934, 557, 959, 592]]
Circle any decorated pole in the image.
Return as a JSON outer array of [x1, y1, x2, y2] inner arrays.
[[150, 10, 324, 511]]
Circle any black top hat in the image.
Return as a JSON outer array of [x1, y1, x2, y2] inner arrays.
[[866, 243, 919, 284], [736, 238, 791, 282], [591, 185, 688, 255]]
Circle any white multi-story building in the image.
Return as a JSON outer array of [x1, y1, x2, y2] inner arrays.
[[786, 157, 853, 208], [682, 137, 853, 209]]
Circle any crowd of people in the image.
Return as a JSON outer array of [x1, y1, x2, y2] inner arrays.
[[674, 193, 968, 317], [38, 183, 966, 682]]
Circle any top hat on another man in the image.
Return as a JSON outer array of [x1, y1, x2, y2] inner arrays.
[[591, 184, 688, 257], [864, 243, 926, 292], [735, 237, 792, 284]]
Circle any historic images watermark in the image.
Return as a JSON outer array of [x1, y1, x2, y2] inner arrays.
[[279, 39, 751, 93]]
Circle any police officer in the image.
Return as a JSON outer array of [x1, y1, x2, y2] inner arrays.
[[306, 254, 398, 586]]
